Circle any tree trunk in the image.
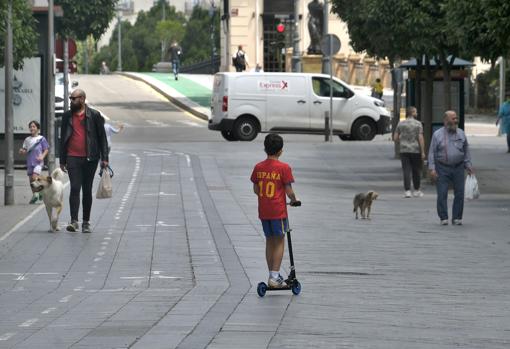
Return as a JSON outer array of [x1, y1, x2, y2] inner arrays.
[[440, 52, 452, 110], [390, 60, 401, 159], [423, 55, 434, 179], [415, 57, 422, 118]]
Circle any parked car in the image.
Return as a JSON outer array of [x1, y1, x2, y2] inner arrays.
[[55, 72, 78, 117], [209, 72, 391, 141]]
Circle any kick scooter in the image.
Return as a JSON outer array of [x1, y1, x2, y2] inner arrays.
[[257, 200, 302, 297]]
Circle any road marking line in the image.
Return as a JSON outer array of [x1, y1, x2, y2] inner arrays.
[[19, 318, 38, 327], [0, 333, 16, 341], [41, 307, 57, 314]]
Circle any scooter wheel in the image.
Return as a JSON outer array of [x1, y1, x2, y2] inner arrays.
[[291, 281, 301, 295], [257, 282, 267, 297]]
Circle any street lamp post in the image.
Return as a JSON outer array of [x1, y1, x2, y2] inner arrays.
[[47, 0, 56, 172], [117, 11, 122, 71], [321, 0, 329, 75], [4, 0, 14, 205]]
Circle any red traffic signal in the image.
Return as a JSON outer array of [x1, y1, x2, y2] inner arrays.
[[276, 23, 285, 33]]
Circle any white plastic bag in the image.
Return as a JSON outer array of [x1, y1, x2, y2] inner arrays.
[[96, 166, 113, 199], [464, 174, 480, 200]]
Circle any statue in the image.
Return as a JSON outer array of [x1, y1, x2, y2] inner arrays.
[[307, 0, 323, 54]]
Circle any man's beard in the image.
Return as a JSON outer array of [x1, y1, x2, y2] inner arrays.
[[446, 122, 457, 131], [70, 103, 81, 112]]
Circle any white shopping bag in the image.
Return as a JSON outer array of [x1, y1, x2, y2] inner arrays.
[[96, 166, 113, 199], [464, 174, 480, 200]]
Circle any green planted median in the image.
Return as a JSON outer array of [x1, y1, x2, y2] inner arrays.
[[141, 73, 212, 108]]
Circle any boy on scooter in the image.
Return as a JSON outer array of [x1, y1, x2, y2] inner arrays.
[[251, 133, 299, 288]]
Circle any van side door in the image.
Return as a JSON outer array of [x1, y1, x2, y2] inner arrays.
[[265, 75, 310, 131], [309, 77, 353, 133]]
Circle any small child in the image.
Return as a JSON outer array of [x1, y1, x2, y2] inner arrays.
[[371, 78, 384, 99], [250, 133, 298, 288], [19, 120, 49, 204]]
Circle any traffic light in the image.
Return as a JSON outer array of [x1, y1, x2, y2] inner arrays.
[[276, 22, 286, 48]]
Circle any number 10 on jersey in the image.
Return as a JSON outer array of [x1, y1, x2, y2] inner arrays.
[[258, 181, 275, 198]]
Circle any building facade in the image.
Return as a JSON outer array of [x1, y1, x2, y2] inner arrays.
[[220, 0, 391, 87]]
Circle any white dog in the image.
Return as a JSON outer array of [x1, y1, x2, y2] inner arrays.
[[31, 168, 66, 232]]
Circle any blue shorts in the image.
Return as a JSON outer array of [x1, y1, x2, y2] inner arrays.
[[261, 218, 288, 237]]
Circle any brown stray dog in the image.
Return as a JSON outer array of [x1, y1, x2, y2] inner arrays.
[[31, 168, 65, 232], [353, 191, 379, 220]]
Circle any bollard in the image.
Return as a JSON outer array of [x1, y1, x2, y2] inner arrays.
[[325, 112, 330, 142]]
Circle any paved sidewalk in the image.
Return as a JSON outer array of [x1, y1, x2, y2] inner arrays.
[[2, 73, 510, 348]]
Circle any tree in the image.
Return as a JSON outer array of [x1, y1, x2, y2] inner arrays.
[[55, 0, 117, 40], [181, 5, 220, 65], [0, 0, 38, 69]]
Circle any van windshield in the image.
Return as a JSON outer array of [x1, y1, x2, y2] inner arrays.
[[312, 77, 352, 98]]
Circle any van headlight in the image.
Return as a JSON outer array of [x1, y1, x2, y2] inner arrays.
[[373, 100, 385, 107]]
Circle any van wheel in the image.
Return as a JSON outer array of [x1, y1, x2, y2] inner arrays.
[[352, 118, 377, 141], [233, 117, 259, 141], [221, 130, 237, 141], [339, 134, 352, 141]]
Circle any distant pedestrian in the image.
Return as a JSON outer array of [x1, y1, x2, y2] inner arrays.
[[100, 61, 110, 75], [394, 106, 425, 198], [496, 92, 510, 153], [59, 89, 108, 233], [428, 110, 474, 226], [104, 121, 124, 156], [232, 45, 249, 72], [170, 41, 182, 80], [371, 78, 383, 99], [19, 120, 49, 204], [251, 134, 298, 288]]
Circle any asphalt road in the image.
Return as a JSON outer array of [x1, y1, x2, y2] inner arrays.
[[1, 74, 509, 349]]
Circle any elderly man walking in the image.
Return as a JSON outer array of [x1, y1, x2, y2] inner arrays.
[[428, 110, 474, 226]]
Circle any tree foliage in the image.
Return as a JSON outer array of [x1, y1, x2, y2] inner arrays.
[[55, 0, 118, 40], [444, 0, 510, 63], [0, 0, 38, 69], [86, 3, 219, 73]]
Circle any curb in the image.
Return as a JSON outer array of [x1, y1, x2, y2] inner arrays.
[[117, 72, 209, 122]]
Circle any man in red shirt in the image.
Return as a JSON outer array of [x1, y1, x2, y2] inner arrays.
[[60, 89, 108, 233], [251, 134, 298, 288]]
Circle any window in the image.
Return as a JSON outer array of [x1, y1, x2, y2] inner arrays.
[[312, 77, 352, 98]]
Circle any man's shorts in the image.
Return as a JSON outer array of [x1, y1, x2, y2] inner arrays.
[[261, 218, 289, 237], [27, 164, 42, 176]]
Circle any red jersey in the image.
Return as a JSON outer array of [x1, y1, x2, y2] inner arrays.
[[67, 111, 87, 157], [251, 159, 294, 220]]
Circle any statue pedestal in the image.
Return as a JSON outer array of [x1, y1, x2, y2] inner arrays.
[[301, 55, 323, 73]]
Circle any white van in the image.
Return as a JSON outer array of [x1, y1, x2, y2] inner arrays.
[[209, 72, 391, 141]]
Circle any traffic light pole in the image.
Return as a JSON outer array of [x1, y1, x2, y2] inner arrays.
[[291, 0, 301, 72]]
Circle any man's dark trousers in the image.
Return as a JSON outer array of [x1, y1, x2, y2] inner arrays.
[[400, 152, 422, 191], [435, 162, 465, 221], [67, 156, 98, 222]]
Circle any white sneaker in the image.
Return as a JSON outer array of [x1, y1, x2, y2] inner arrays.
[[413, 190, 424, 197], [404, 191, 412, 198], [268, 275, 285, 288], [452, 219, 462, 225], [440, 220, 449, 226]]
